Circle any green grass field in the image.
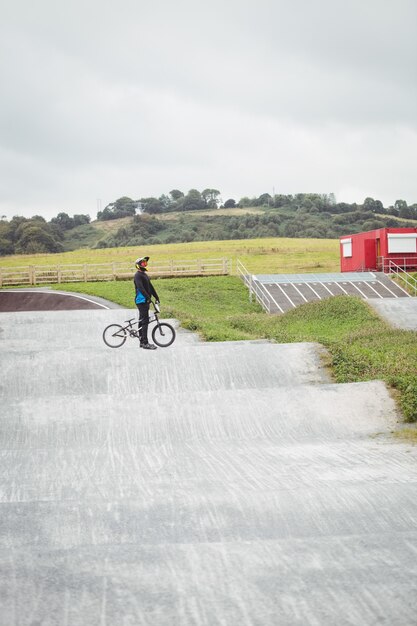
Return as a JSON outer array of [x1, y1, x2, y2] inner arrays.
[[156, 207, 265, 221], [375, 213, 417, 225], [52, 276, 417, 424], [0, 236, 340, 273]]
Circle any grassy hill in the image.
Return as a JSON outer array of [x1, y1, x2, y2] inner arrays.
[[61, 217, 134, 251], [375, 213, 417, 225], [56, 205, 417, 253], [62, 209, 266, 251], [84, 205, 417, 250], [157, 207, 264, 220]]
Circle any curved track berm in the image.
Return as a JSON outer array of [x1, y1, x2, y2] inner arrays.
[[0, 288, 121, 311]]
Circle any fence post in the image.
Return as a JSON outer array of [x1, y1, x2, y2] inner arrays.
[[197, 259, 203, 274], [249, 274, 253, 303], [29, 266, 35, 285], [84, 264, 88, 281], [57, 265, 61, 284], [112, 263, 116, 281], [0, 268, 2, 288]]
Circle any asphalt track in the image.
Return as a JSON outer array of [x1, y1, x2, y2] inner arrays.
[[1, 290, 417, 625], [0, 288, 122, 311]]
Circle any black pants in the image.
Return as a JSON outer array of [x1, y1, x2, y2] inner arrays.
[[137, 303, 150, 343]]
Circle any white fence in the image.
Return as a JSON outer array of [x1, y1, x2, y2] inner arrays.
[[0, 258, 232, 287], [236, 259, 272, 313]]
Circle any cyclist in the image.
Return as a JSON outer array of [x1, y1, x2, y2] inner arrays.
[[134, 256, 160, 350]]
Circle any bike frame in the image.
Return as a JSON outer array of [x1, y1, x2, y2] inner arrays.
[[103, 300, 175, 348], [121, 301, 162, 339]]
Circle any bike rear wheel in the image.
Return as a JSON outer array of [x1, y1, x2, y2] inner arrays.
[[152, 322, 176, 347], [103, 324, 127, 348]]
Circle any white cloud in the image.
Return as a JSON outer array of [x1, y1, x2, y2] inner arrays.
[[0, 0, 416, 219]]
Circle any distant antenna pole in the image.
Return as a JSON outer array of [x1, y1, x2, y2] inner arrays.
[[97, 198, 102, 214]]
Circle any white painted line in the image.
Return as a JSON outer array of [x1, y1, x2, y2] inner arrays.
[[274, 283, 296, 308], [290, 283, 309, 302], [349, 281, 368, 300], [330, 282, 349, 295], [1, 289, 110, 309], [386, 279, 412, 297], [304, 283, 322, 300], [374, 281, 400, 298], [317, 282, 335, 296], [260, 283, 284, 313], [365, 282, 384, 299], [348, 282, 368, 299]]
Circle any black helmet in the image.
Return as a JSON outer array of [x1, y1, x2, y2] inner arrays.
[[135, 256, 149, 270]]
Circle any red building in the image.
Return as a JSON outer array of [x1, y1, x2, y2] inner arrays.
[[340, 227, 417, 272]]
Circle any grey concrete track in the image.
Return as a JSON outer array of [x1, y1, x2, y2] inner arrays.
[[1, 310, 417, 625], [0, 308, 200, 351], [368, 297, 417, 330]]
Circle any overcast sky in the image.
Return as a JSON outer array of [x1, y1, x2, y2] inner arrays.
[[1, 0, 416, 220]]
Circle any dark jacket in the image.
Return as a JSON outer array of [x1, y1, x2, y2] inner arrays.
[[134, 270, 159, 304]]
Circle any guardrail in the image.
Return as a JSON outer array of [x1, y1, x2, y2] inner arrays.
[[387, 261, 417, 296], [378, 256, 417, 272], [236, 259, 272, 312], [0, 258, 232, 287]]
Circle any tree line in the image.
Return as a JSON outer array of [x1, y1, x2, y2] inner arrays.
[[96, 189, 222, 220], [1, 189, 416, 255], [0, 212, 91, 255], [96, 190, 417, 220]]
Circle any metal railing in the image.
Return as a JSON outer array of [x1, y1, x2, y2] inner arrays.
[[236, 259, 272, 312], [378, 256, 417, 273], [0, 258, 232, 287], [387, 261, 417, 296]]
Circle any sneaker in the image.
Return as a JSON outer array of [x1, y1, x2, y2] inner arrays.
[[141, 343, 157, 350]]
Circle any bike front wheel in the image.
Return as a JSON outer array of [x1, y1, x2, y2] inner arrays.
[[103, 324, 127, 348], [152, 322, 176, 347]]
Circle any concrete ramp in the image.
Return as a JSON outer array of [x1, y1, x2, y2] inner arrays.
[[367, 297, 417, 330], [1, 309, 417, 625], [1, 341, 327, 398]]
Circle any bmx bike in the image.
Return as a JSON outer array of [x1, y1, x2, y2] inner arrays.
[[102, 301, 176, 348]]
